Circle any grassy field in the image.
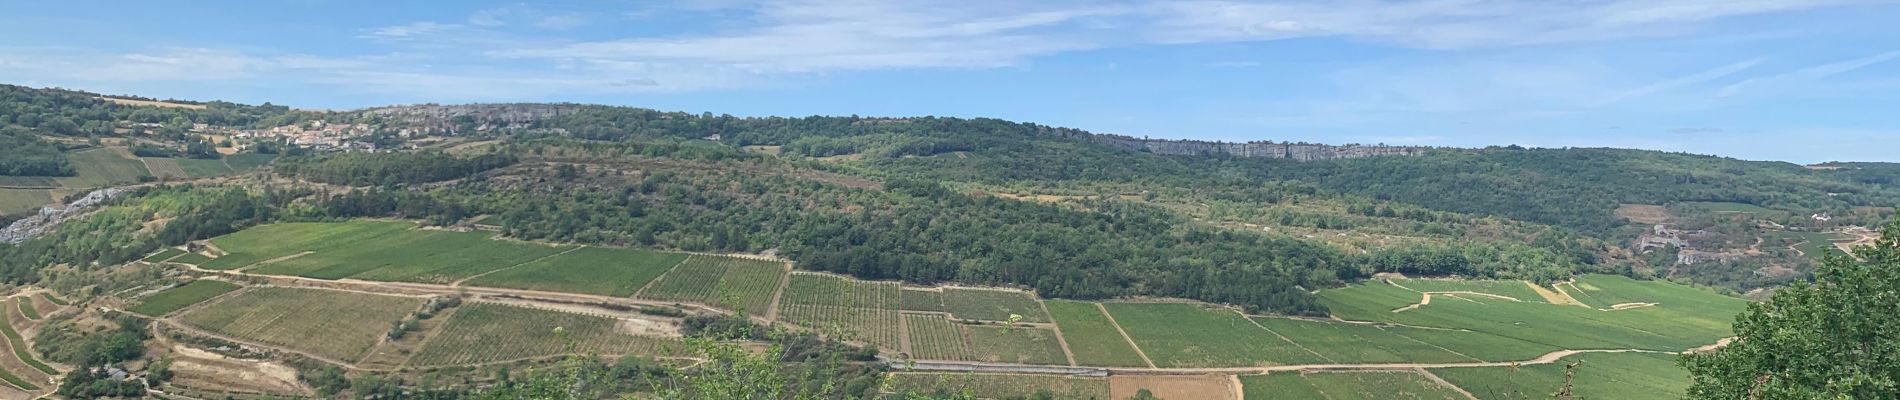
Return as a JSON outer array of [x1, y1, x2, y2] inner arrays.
[[638, 255, 786, 316], [941, 288, 1049, 322], [965, 325, 1069, 365], [1433, 352, 1690, 400], [14, 300, 36, 320], [142, 248, 185, 263], [1678, 201, 1776, 214], [1252, 316, 1478, 364], [775, 273, 901, 349], [1241, 371, 1468, 400], [1104, 302, 1326, 368], [1392, 279, 1547, 303], [1319, 275, 1747, 359], [169, 252, 212, 266], [885, 373, 1109, 399], [1768, 230, 1844, 261], [408, 302, 680, 367], [38, 293, 67, 306], [903, 313, 968, 361], [0, 188, 51, 216], [55, 148, 150, 187], [223, 153, 277, 171], [0, 302, 56, 374], [200, 221, 415, 270], [900, 289, 947, 312], [180, 287, 422, 362], [0, 366, 37, 390], [1044, 300, 1148, 367], [142, 157, 188, 178], [465, 246, 686, 296], [128, 280, 240, 316], [251, 229, 567, 283]]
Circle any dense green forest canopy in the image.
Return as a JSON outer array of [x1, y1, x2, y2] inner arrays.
[[273, 151, 518, 186], [0, 84, 312, 135], [0, 126, 74, 176]]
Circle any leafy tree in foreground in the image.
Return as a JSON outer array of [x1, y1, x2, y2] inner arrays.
[[1682, 214, 1900, 399]]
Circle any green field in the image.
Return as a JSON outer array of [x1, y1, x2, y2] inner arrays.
[[1252, 316, 1478, 364], [900, 288, 947, 312], [180, 287, 423, 362], [1319, 275, 1747, 360], [1433, 352, 1690, 400], [0, 188, 51, 216], [885, 373, 1108, 399], [0, 175, 57, 187], [142, 157, 188, 178], [128, 280, 240, 316], [1678, 201, 1776, 214], [0, 301, 56, 374], [775, 273, 901, 349], [142, 248, 186, 263], [1104, 302, 1326, 368], [941, 288, 1050, 323], [55, 148, 150, 187], [1241, 371, 1468, 400], [14, 300, 36, 320], [0, 366, 37, 390], [638, 255, 786, 316], [219, 222, 568, 283], [465, 246, 687, 296], [1767, 230, 1844, 261], [408, 302, 680, 367], [1044, 300, 1147, 367], [223, 153, 277, 171], [200, 221, 415, 270], [966, 325, 1069, 365], [169, 252, 212, 266], [39, 293, 68, 306], [1392, 279, 1547, 303], [903, 313, 968, 361]]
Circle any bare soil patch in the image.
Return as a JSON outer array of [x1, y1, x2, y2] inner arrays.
[[1110, 374, 1239, 400], [1615, 204, 1672, 224], [167, 344, 311, 396]]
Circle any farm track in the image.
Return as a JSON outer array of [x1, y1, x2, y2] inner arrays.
[[894, 347, 1711, 376]]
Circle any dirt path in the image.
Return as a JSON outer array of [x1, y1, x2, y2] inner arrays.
[[901, 347, 1686, 377], [764, 262, 792, 323], [1042, 300, 1079, 366], [449, 245, 585, 286], [1239, 310, 1333, 363], [235, 250, 314, 271], [1098, 303, 1157, 369], [1417, 368, 1479, 400]]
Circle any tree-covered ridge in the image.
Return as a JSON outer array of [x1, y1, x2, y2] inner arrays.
[[273, 151, 518, 186], [0, 126, 75, 176], [0, 84, 313, 136]]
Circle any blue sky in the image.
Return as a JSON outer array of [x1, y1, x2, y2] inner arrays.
[[3, 1, 1897, 163]]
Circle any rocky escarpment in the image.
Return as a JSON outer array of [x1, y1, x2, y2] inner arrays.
[[0, 188, 124, 244]]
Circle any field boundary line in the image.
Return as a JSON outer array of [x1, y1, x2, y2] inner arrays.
[[897, 307, 913, 356], [1238, 310, 1334, 363], [234, 251, 315, 272], [450, 245, 586, 287], [156, 319, 374, 371], [1416, 367, 1479, 400], [387, 305, 463, 368], [1038, 299, 1078, 367], [1228, 374, 1244, 400], [1388, 329, 1483, 363], [357, 296, 446, 365], [1096, 303, 1156, 369], [158, 283, 252, 318], [764, 261, 791, 323], [633, 255, 694, 299]]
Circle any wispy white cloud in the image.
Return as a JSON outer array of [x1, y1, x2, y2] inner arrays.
[[1604, 58, 1763, 104], [359, 21, 461, 40], [1719, 51, 1900, 96]]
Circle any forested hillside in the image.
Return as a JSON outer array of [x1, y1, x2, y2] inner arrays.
[[3, 85, 1895, 315]]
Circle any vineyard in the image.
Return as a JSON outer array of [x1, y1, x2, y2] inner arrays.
[[14, 300, 35, 320], [1250, 316, 1476, 364], [776, 273, 902, 349], [901, 313, 967, 361], [199, 221, 412, 270], [899, 288, 946, 312], [408, 302, 681, 367], [1241, 371, 1468, 400], [964, 325, 1068, 365], [1432, 352, 1690, 400], [251, 228, 567, 283], [127, 280, 240, 316], [638, 255, 787, 316], [142, 248, 185, 263], [1105, 302, 1327, 368], [1044, 300, 1148, 367], [884, 373, 1109, 399], [179, 287, 424, 362], [1391, 278, 1548, 302], [0, 299, 55, 375], [940, 288, 1049, 323], [465, 246, 687, 296]]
